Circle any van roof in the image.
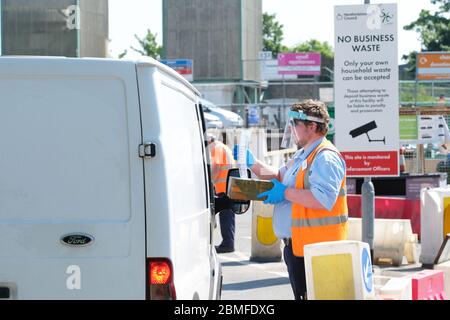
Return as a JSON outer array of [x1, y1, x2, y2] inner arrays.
[[135, 56, 201, 96], [0, 56, 200, 96]]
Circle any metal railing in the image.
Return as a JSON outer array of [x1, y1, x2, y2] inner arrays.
[[203, 80, 450, 177]]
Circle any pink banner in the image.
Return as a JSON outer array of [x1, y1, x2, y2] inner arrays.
[[277, 52, 321, 75]]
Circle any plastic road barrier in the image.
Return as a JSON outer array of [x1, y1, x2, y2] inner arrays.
[[411, 270, 447, 300], [304, 240, 375, 300], [420, 187, 450, 266]]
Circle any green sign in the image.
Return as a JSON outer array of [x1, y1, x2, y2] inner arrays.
[[400, 115, 418, 140]]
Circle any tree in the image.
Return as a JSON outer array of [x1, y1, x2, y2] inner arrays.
[[402, 0, 450, 75], [118, 50, 128, 59], [290, 39, 334, 59], [130, 29, 163, 59], [263, 13, 288, 58]]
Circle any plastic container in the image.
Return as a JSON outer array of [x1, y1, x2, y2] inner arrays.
[[404, 234, 419, 264], [227, 177, 273, 201], [238, 129, 252, 179], [348, 218, 413, 266]]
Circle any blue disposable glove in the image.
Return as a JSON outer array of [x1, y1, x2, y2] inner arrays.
[[233, 145, 255, 168], [257, 179, 287, 205]]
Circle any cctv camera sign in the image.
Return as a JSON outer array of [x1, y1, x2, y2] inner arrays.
[[334, 4, 399, 177]]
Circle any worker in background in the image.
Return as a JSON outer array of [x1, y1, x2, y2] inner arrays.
[[234, 99, 348, 300], [207, 133, 237, 253], [438, 94, 446, 105]]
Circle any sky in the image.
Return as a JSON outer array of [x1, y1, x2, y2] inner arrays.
[[108, 0, 440, 62]]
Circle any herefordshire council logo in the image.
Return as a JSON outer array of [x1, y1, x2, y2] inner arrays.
[[380, 8, 394, 24]]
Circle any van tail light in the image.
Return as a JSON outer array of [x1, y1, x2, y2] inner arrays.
[[146, 258, 176, 300]]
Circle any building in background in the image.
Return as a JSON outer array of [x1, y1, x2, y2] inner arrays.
[[1, 0, 108, 57], [163, 0, 263, 106]]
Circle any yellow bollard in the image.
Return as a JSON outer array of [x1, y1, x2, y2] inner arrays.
[[250, 202, 282, 262], [256, 216, 277, 246]]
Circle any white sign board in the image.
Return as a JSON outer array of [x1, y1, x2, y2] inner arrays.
[[418, 115, 450, 144], [258, 51, 273, 60], [260, 59, 296, 81], [334, 4, 399, 177], [159, 59, 194, 82]]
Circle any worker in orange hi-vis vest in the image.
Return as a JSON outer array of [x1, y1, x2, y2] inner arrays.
[[207, 133, 236, 253], [234, 100, 348, 300]]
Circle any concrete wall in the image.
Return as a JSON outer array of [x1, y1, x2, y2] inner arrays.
[[1, 0, 77, 56], [242, 0, 262, 81], [80, 0, 108, 58], [164, 0, 241, 81], [194, 83, 236, 106], [164, 0, 262, 82], [1, 0, 108, 57]]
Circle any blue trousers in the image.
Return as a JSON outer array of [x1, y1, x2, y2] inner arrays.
[[283, 243, 307, 300], [219, 209, 235, 247]]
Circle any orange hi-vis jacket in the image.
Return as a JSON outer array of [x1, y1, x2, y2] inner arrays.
[[210, 141, 235, 194], [291, 139, 348, 257]]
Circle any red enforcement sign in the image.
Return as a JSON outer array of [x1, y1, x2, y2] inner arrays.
[[342, 151, 399, 176]]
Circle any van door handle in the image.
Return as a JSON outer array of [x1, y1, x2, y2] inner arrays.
[[139, 143, 156, 158]]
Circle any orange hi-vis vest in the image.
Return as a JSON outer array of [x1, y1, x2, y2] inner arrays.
[[291, 139, 348, 257], [210, 141, 235, 194]]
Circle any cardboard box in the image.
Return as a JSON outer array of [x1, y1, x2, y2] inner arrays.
[[227, 177, 274, 201]]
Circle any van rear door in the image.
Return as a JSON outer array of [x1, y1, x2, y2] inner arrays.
[[137, 63, 214, 299], [0, 58, 146, 299]]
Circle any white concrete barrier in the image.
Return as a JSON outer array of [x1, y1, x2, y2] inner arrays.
[[373, 275, 392, 297], [420, 187, 450, 266], [379, 277, 412, 300], [250, 201, 282, 262], [348, 218, 413, 266], [304, 240, 375, 300]]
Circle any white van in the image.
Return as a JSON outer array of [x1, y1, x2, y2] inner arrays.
[[0, 56, 246, 300], [200, 98, 244, 128], [204, 112, 223, 129]]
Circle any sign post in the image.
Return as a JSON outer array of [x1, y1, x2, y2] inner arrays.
[[335, 2, 399, 258], [159, 59, 194, 82], [415, 52, 450, 104], [258, 51, 273, 61], [277, 53, 321, 76], [416, 52, 450, 81]]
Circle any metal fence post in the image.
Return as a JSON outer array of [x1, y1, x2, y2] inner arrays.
[[361, 0, 375, 262]]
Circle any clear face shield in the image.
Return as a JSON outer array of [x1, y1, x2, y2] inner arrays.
[[280, 110, 326, 149], [280, 118, 298, 149]]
